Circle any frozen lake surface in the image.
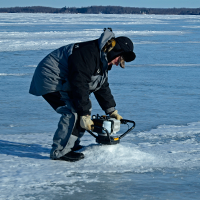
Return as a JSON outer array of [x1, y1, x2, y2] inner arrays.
[[0, 13, 200, 200]]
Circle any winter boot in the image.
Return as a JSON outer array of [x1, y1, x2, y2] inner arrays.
[[53, 151, 84, 162]]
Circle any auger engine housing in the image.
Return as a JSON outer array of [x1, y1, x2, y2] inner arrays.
[[87, 114, 136, 145]]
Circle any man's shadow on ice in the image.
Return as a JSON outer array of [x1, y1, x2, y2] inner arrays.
[[0, 140, 50, 159]]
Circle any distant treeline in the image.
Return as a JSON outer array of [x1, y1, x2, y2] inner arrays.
[[0, 6, 200, 15]]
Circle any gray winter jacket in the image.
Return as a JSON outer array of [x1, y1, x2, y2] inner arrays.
[[29, 29, 116, 115]]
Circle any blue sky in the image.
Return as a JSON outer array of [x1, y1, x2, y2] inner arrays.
[[1, 0, 200, 8]]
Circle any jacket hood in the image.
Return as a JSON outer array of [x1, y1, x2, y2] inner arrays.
[[98, 28, 115, 51], [98, 28, 115, 71]]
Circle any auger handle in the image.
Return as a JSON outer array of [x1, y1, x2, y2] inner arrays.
[[119, 119, 136, 140]]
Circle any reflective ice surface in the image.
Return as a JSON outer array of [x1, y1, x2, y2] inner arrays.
[[0, 13, 200, 200]]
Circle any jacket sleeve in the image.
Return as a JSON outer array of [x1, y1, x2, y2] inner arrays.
[[68, 47, 97, 116], [93, 77, 116, 114]]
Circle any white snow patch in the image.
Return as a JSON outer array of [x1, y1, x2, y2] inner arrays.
[[1, 122, 200, 199]]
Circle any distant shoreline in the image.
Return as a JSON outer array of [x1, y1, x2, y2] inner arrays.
[[0, 6, 200, 15]]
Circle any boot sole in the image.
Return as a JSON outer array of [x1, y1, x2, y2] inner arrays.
[[52, 155, 84, 162]]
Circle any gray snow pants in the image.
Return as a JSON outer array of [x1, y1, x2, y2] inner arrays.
[[42, 91, 85, 159]]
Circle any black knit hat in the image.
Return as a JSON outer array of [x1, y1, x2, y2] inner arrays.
[[107, 36, 136, 63]]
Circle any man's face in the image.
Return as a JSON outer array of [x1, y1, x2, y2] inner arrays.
[[108, 56, 121, 66]]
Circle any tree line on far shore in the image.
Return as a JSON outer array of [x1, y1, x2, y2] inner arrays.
[[0, 6, 200, 15]]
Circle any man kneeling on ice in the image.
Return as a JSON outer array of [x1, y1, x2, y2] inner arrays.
[[29, 28, 136, 162]]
